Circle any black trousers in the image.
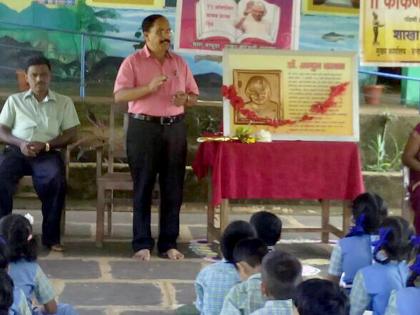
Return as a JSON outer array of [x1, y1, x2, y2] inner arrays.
[[0, 146, 66, 246], [126, 117, 187, 253]]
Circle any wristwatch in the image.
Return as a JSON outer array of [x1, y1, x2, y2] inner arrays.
[[45, 142, 50, 152]]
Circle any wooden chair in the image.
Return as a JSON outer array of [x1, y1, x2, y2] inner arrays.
[[95, 103, 132, 247], [95, 103, 161, 246]]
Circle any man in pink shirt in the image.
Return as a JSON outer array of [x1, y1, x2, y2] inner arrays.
[[114, 14, 199, 261]]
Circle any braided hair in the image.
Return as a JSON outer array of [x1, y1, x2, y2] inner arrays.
[[347, 192, 388, 237], [372, 216, 413, 264]]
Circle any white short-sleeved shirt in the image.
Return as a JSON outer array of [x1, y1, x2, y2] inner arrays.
[[0, 90, 80, 142]]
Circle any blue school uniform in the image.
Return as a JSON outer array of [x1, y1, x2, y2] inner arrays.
[[350, 261, 409, 315], [221, 273, 265, 315], [249, 299, 294, 315], [329, 234, 376, 285], [195, 260, 240, 315], [8, 260, 78, 315], [384, 287, 420, 315], [10, 288, 31, 315]]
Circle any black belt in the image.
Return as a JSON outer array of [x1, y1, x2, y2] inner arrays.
[[129, 113, 185, 125]]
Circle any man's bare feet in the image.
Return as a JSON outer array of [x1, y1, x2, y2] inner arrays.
[[165, 248, 184, 260], [133, 249, 151, 261]]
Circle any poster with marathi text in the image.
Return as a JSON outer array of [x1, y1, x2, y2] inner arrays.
[[174, 0, 300, 55], [361, 0, 420, 66], [223, 48, 359, 141]]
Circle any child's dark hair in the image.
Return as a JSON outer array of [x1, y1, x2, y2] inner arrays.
[[0, 237, 9, 270], [250, 211, 282, 246], [373, 216, 413, 264], [221, 220, 256, 263], [350, 192, 388, 235], [0, 270, 13, 315], [0, 214, 37, 262], [295, 279, 349, 315], [233, 238, 268, 267], [261, 250, 302, 300]]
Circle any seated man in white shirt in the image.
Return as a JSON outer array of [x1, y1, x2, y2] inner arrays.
[[0, 56, 80, 252]]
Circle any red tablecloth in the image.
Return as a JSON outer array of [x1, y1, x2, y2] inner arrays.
[[192, 141, 365, 206]]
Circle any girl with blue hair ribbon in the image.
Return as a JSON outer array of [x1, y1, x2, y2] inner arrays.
[[384, 237, 420, 315], [0, 214, 79, 315], [328, 192, 388, 289], [350, 216, 414, 315]]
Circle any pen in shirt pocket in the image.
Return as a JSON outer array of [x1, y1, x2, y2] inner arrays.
[[170, 69, 178, 78]]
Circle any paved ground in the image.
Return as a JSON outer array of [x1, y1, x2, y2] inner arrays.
[[15, 203, 401, 315]]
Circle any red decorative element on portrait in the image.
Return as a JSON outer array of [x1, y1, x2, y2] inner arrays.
[[222, 82, 349, 127]]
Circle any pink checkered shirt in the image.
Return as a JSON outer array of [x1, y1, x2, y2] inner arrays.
[[114, 45, 199, 116]]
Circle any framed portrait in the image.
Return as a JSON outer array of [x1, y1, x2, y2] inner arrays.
[[223, 48, 359, 142], [233, 70, 283, 125], [302, 0, 359, 16]]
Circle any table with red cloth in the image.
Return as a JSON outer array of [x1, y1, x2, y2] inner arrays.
[[192, 141, 365, 242]]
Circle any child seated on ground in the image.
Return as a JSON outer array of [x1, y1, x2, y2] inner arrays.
[[384, 241, 420, 315], [0, 270, 13, 315], [250, 211, 282, 250], [0, 235, 31, 315], [221, 238, 268, 315], [0, 214, 79, 315], [350, 216, 413, 315], [194, 220, 256, 315], [250, 250, 302, 315], [328, 192, 388, 288], [295, 279, 349, 315]]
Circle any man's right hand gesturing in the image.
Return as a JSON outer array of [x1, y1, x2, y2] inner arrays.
[[148, 75, 168, 93]]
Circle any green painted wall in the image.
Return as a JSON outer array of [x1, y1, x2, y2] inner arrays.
[[402, 68, 420, 107]]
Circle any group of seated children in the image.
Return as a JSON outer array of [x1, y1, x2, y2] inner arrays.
[[327, 192, 420, 315], [0, 214, 78, 315], [195, 193, 420, 315], [2, 193, 420, 315], [194, 211, 350, 315]]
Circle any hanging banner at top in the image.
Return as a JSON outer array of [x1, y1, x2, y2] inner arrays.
[[361, 0, 420, 66], [86, 0, 164, 9], [174, 0, 300, 55]]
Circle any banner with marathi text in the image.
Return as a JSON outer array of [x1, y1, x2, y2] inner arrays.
[[222, 49, 359, 142], [174, 0, 300, 55], [361, 0, 420, 66]]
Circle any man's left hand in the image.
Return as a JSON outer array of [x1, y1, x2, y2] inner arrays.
[[28, 141, 47, 155], [172, 91, 188, 107]]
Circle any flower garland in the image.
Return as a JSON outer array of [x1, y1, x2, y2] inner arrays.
[[221, 82, 349, 127]]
